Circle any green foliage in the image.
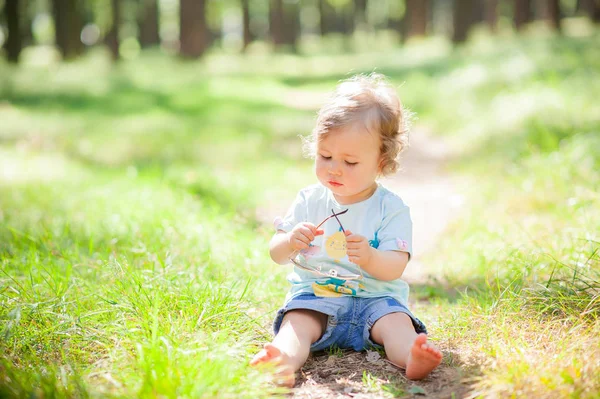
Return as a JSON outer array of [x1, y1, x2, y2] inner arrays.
[[0, 28, 599, 397], [326, 345, 344, 358], [416, 29, 600, 398]]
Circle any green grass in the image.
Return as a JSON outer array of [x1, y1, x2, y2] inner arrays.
[[1, 25, 599, 398], [0, 175, 283, 397], [416, 29, 600, 399]]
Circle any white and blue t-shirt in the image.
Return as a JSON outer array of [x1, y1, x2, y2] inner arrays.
[[276, 183, 413, 307]]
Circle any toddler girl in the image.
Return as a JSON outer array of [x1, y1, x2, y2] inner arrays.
[[251, 73, 442, 386]]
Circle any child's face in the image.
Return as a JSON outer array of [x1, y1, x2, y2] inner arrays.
[[315, 124, 381, 205]]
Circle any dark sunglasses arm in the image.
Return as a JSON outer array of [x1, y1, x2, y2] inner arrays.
[[315, 208, 348, 230]]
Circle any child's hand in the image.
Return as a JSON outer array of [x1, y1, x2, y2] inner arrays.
[[287, 223, 324, 251], [345, 230, 373, 267]]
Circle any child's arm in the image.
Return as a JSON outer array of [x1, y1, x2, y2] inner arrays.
[[270, 223, 324, 265], [345, 231, 409, 281], [269, 232, 295, 265], [363, 249, 409, 281]]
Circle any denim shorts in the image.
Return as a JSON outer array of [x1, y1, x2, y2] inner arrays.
[[273, 294, 427, 352]]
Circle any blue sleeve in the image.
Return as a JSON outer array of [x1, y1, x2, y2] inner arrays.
[[273, 191, 308, 233], [376, 203, 413, 259]]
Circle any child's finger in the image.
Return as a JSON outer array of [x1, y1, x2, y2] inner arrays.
[[297, 225, 315, 238], [346, 234, 363, 242], [299, 230, 314, 242], [347, 245, 363, 253], [291, 229, 311, 244], [344, 230, 353, 237], [305, 223, 318, 231], [346, 242, 360, 250], [292, 237, 310, 249], [303, 224, 323, 239], [307, 224, 324, 236]]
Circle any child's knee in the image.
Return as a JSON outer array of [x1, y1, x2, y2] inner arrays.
[[371, 311, 416, 344], [281, 309, 328, 342]]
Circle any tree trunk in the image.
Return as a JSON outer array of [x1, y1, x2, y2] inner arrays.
[[270, 0, 299, 51], [341, 1, 356, 38], [319, 0, 336, 36], [453, 0, 476, 43], [241, 0, 253, 51], [106, 0, 120, 60], [546, 0, 561, 30], [387, 16, 402, 34], [354, 0, 367, 29], [485, 0, 499, 32], [4, 0, 22, 63], [405, 0, 428, 39], [207, 26, 219, 50], [139, 0, 160, 48], [579, 0, 600, 22], [514, 0, 533, 30], [21, 4, 35, 47], [395, 2, 408, 43], [179, 0, 207, 58], [51, 0, 84, 60], [269, 0, 285, 47], [472, 1, 485, 24], [283, 0, 300, 52]]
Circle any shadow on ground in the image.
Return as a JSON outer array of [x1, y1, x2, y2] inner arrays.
[[286, 275, 491, 398], [292, 347, 479, 399]]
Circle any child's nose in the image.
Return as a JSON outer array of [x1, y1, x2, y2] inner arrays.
[[328, 161, 342, 175]]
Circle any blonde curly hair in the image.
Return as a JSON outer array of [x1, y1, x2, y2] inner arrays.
[[303, 73, 411, 176]]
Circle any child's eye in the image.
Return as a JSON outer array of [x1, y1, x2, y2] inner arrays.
[[320, 155, 332, 160], [345, 161, 358, 166]]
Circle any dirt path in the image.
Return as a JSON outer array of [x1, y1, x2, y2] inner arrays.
[[381, 129, 463, 283]]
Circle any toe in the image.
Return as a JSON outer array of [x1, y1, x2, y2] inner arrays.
[[264, 343, 284, 359], [250, 343, 284, 366], [414, 333, 428, 346], [427, 346, 441, 357], [250, 349, 268, 366]]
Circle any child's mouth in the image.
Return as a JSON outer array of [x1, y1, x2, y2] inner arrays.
[[329, 181, 343, 187]]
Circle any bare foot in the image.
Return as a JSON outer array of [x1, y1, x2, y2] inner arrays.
[[250, 343, 295, 387], [405, 334, 443, 380]]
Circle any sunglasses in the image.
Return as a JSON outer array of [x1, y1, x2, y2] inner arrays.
[[289, 208, 364, 281]]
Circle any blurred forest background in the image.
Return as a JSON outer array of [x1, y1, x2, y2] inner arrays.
[[1, 1, 599, 398], [1, 0, 599, 62]]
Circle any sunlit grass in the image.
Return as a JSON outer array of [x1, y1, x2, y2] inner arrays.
[[0, 170, 286, 397], [1, 27, 599, 397], [417, 31, 600, 397]]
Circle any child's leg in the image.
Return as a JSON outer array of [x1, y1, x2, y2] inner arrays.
[[251, 309, 327, 386], [370, 312, 442, 380]]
